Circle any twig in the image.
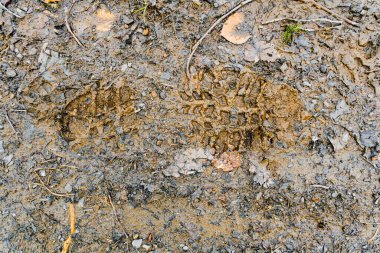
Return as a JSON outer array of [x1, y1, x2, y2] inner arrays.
[[3, 109, 18, 134], [34, 182, 74, 198], [34, 164, 78, 172], [368, 227, 379, 243], [311, 184, 330, 189], [107, 193, 130, 251], [0, 2, 22, 18], [296, 0, 360, 27], [65, 1, 85, 47], [186, 0, 255, 79], [366, 68, 380, 74], [360, 221, 380, 225], [262, 17, 342, 26], [34, 172, 74, 198], [361, 155, 378, 169], [61, 203, 76, 253]]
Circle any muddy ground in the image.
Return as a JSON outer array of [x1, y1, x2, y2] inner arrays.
[[0, 0, 380, 252]]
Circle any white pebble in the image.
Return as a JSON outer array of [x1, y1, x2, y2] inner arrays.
[[132, 239, 143, 249]]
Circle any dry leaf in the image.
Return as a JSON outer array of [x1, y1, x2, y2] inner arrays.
[[212, 151, 241, 172], [96, 8, 115, 32], [44, 0, 61, 3], [221, 12, 250, 45]]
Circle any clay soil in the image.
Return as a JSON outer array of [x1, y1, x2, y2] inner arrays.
[[1, 0, 380, 252]]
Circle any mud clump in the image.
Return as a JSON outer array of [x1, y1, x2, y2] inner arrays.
[[180, 70, 303, 152]]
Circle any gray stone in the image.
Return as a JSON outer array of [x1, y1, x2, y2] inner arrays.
[[6, 69, 17, 77], [64, 183, 73, 193], [159, 90, 167, 99], [295, 35, 310, 48], [360, 130, 378, 147], [330, 100, 350, 120], [3, 154, 13, 166], [0, 140, 4, 153], [350, 3, 363, 13], [160, 72, 171, 81], [132, 239, 143, 249]]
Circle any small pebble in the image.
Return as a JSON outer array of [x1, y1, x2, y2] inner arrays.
[[280, 63, 288, 72], [64, 183, 73, 193], [151, 91, 158, 98], [78, 198, 85, 208], [142, 244, 151, 251], [0, 140, 4, 153], [159, 90, 167, 99], [6, 69, 17, 77], [160, 72, 171, 81], [3, 154, 13, 166], [142, 28, 150, 36], [132, 239, 143, 249], [182, 245, 189, 251]]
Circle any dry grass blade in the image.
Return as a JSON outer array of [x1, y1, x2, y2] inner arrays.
[[368, 227, 379, 243], [107, 193, 130, 251], [34, 172, 74, 198], [65, 1, 85, 47], [262, 17, 342, 26], [2, 109, 18, 135], [61, 203, 76, 253], [296, 0, 359, 27], [0, 2, 22, 18]]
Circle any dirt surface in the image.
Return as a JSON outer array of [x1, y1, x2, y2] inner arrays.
[[1, 0, 380, 252]]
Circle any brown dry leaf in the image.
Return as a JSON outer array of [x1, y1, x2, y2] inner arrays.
[[221, 12, 250, 45], [212, 151, 242, 172], [96, 8, 115, 32]]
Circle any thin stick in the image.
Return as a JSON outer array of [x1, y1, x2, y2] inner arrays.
[[262, 17, 342, 26], [65, 1, 85, 47], [34, 172, 74, 198], [107, 193, 130, 250], [366, 68, 380, 74], [0, 2, 22, 18], [296, 0, 359, 27], [186, 0, 254, 79], [3, 110, 18, 134], [311, 184, 330, 189], [34, 165, 78, 172], [61, 203, 76, 253], [361, 155, 378, 169], [34, 182, 74, 198], [368, 227, 379, 243]]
